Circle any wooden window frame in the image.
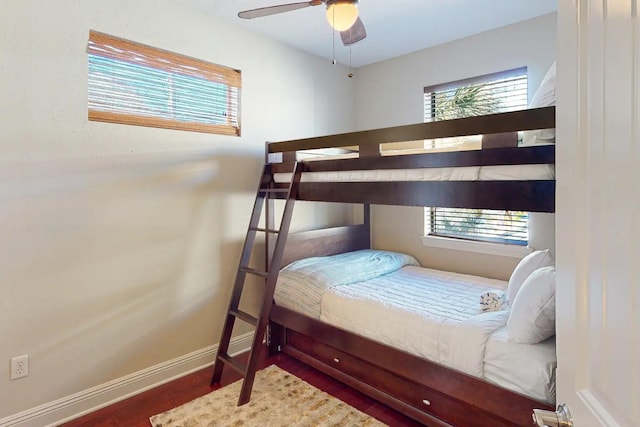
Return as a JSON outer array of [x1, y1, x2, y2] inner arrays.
[[88, 31, 241, 136]]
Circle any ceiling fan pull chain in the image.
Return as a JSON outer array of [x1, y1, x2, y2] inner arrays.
[[331, 5, 336, 65], [348, 43, 353, 78]]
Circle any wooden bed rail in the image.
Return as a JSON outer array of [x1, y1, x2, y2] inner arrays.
[[271, 144, 554, 173], [297, 181, 554, 212], [266, 145, 555, 212], [267, 106, 555, 154]]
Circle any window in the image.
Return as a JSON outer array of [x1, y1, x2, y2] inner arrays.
[[429, 208, 528, 245], [423, 68, 529, 247], [88, 31, 240, 136]]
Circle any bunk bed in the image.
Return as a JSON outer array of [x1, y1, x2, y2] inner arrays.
[[263, 106, 556, 427]]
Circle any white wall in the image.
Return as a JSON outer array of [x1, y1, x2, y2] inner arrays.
[[355, 13, 557, 280], [0, 0, 354, 422]]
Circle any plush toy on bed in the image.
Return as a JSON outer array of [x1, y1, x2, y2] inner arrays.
[[479, 289, 508, 312]]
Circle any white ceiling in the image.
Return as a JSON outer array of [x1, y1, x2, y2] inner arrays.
[[187, 0, 557, 68]]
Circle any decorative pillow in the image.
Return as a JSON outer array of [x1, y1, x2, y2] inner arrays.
[[507, 249, 554, 304], [521, 62, 556, 146], [507, 266, 556, 343], [530, 62, 556, 108]]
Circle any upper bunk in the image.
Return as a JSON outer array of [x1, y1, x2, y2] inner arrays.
[[266, 106, 555, 213]]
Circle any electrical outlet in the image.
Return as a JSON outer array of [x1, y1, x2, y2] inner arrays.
[[10, 354, 28, 380]]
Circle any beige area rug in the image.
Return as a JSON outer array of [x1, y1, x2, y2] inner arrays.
[[149, 365, 387, 427]]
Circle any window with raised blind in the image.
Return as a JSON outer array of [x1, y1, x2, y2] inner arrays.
[[88, 31, 241, 136], [423, 68, 529, 246]]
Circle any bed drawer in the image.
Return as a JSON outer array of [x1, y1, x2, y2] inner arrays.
[[285, 330, 513, 427]]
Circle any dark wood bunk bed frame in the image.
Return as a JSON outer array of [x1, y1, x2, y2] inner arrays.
[[264, 106, 556, 427]]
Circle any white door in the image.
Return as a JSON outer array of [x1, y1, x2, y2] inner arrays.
[[555, 1, 639, 426]]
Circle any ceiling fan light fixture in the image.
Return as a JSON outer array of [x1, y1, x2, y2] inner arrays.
[[326, 0, 359, 32]]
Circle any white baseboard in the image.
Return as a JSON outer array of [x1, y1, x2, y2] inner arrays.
[[0, 333, 253, 427]]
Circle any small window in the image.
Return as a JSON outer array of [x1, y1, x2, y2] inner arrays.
[[428, 208, 528, 246], [423, 68, 528, 246], [88, 31, 241, 136]]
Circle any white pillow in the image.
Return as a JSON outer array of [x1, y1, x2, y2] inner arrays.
[[521, 62, 556, 146], [507, 249, 554, 304], [507, 266, 556, 344], [530, 62, 556, 108]]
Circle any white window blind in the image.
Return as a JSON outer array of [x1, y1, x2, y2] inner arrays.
[[88, 31, 241, 136], [423, 68, 529, 246]]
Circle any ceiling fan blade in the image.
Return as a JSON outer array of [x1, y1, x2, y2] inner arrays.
[[340, 17, 366, 46], [238, 1, 322, 19]]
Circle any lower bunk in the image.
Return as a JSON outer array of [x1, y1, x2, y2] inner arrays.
[[268, 235, 556, 426]]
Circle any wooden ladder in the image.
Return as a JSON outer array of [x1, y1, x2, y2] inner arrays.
[[211, 161, 302, 405]]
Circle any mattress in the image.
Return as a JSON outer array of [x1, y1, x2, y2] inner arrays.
[[275, 252, 557, 404], [273, 163, 554, 183]]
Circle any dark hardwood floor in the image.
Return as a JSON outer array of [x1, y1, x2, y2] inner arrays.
[[59, 352, 423, 427]]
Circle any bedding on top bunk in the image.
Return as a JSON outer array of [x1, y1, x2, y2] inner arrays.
[[274, 249, 556, 404], [272, 163, 554, 183]]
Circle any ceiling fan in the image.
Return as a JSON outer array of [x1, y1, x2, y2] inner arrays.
[[238, 0, 367, 46]]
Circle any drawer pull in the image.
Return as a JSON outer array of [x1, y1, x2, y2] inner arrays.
[[333, 357, 340, 363], [422, 399, 431, 406]]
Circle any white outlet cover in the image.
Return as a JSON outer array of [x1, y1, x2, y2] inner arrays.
[[10, 354, 29, 380]]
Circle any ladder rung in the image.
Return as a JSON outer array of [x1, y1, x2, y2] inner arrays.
[[230, 309, 258, 326], [239, 267, 268, 278], [217, 353, 247, 376], [249, 227, 279, 234], [259, 188, 289, 194]]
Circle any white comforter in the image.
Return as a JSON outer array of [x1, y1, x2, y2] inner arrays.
[[319, 265, 508, 377]]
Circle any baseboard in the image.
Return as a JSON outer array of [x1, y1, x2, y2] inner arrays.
[[0, 333, 253, 427]]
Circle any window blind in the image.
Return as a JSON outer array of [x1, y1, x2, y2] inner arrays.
[[423, 67, 529, 246], [88, 31, 241, 136], [430, 208, 528, 245]]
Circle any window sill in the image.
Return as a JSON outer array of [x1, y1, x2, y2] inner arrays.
[[420, 235, 531, 258]]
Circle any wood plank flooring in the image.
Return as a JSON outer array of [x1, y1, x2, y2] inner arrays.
[[59, 353, 422, 427]]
